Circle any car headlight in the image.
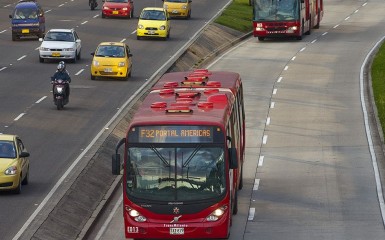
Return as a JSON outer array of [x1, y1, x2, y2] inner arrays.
[[138, 24, 144, 29], [103, 6, 110, 10], [5, 166, 17, 175], [159, 25, 166, 30], [164, 4, 168, 9], [63, 48, 75, 51], [93, 60, 99, 66], [40, 47, 49, 51], [118, 62, 126, 67], [122, 7, 128, 11], [206, 206, 227, 222], [182, 5, 187, 9]]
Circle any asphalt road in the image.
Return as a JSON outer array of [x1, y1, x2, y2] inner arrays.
[[0, 0, 231, 240], [88, 0, 385, 239]]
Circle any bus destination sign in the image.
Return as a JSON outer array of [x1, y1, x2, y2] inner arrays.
[[129, 126, 222, 143]]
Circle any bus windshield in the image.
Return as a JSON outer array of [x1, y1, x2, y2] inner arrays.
[[253, 0, 299, 21], [126, 145, 226, 202]]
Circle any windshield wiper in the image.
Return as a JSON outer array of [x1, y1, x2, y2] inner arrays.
[[182, 145, 202, 168], [150, 145, 170, 167]]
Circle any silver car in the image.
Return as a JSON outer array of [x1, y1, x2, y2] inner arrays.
[[39, 29, 81, 63]]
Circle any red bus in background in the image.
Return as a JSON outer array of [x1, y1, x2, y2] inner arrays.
[[253, 0, 323, 41], [112, 69, 245, 239]]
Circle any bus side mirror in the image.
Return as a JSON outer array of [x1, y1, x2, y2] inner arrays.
[[112, 138, 125, 175], [112, 154, 121, 175], [229, 147, 238, 169]]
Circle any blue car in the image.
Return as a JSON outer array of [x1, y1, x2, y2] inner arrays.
[[9, 0, 45, 41]]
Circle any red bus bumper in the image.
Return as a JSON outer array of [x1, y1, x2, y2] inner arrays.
[[253, 21, 301, 38], [124, 213, 230, 239]]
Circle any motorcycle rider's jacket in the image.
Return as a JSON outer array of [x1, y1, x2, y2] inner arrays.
[[51, 70, 71, 82]]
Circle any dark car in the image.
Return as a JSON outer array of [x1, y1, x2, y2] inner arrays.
[[9, 0, 45, 41]]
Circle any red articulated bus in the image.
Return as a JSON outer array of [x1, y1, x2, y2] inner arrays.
[[112, 69, 245, 239], [253, 0, 324, 41]]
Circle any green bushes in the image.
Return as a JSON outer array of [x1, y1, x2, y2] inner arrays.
[[214, 0, 253, 33]]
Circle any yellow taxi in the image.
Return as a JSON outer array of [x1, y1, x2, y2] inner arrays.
[[90, 42, 133, 80], [0, 134, 30, 194], [137, 7, 171, 40], [163, 0, 192, 19]]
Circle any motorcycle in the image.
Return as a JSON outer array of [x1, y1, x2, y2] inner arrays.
[[89, 0, 98, 10], [52, 79, 69, 110]]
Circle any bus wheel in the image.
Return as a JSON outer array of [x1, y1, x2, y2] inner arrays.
[[239, 165, 243, 190], [306, 18, 311, 35], [232, 190, 238, 215], [314, 9, 320, 29]]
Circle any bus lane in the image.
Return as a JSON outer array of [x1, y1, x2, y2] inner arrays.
[[87, 0, 385, 239]]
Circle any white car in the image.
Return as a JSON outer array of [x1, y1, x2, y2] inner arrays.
[[38, 29, 81, 63]]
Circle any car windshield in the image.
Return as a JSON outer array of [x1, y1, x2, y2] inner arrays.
[[13, 8, 38, 20], [95, 45, 125, 57], [44, 32, 74, 42], [0, 142, 16, 159], [106, 0, 128, 2], [140, 10, 166, 20], [126, 145, 226, 202]]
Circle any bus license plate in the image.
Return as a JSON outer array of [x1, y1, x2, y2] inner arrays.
[[22, 29, 29, 34], [170, 228, 184, 235]]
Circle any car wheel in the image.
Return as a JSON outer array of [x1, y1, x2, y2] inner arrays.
[[13, 177, 22, 194], [137, 36, 141, 40], [91, 74, 96, 80], [22, 167, 29, 185], [258, 37, 265, 41], [39, 56, 44, 63], [72, 51, 77, 63], [187, 10, 191, 19], [164, 31, 170, 41], [102, 13, 106, 18], [77, 50, 81, 60], [12, 34, 17, 41]]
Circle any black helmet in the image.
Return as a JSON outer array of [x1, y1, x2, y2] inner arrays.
[[57, 61, 66, 72]]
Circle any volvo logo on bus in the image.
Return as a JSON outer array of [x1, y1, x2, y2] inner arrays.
[[173, 207, 180, 214]]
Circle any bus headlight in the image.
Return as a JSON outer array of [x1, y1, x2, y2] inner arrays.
[[127, 208, 147, 222], [206, 206, 227, 222], [255, 23, 264, 31]]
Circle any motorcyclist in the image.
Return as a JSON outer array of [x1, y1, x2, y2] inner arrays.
[[51, 61, 71, 101], [89, 0, 98, 8]]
